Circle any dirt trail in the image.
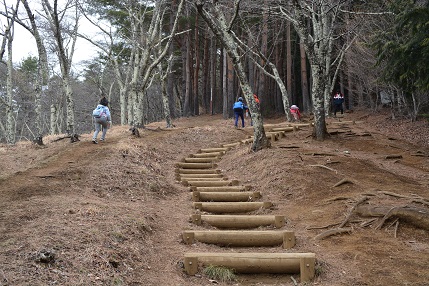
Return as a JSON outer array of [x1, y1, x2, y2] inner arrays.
[[0, 111, 428, 286]]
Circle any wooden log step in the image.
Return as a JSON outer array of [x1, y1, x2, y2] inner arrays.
[[199, 147, 230, 153], [176, 169, 221, 174], [190, 186, 252, 192], [190, 214, 285, 229], [242, 138, 253, 144], [183, 252, 316, 282], [185, 180, 239, 187], [182, 178, 227, 186], [183, 157, 220, 163], [181, 177, 228, 183], [271, 126, 296, 132], [222, 142, 241, 148], [248, 133, 282, 141], [330, 120, 355, 124], [291, 123, 312, 127], [178, 173, 224, 179], [192, 191, 261, 202], [181, 177, 227, 182], [266, 131, 286, 139], [182, 230, 295, 249], [193, 202, 272, 214], [190, 152, 225, 158], [175, 162, 217, 169]]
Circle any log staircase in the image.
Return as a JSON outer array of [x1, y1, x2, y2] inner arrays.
[[175, 123, 316, 283]]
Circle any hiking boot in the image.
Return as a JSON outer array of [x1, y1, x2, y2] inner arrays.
[[92, 139, 98, 144]]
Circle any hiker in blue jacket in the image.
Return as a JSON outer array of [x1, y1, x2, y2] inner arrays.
[[92, 97, 112, 144], [233, 97, 248, 128]]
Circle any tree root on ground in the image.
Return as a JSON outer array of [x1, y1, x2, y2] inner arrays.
[[333, 178, 354, 187], [309, 164, 338, 173], [314, 228, 352, 240], [313, 193, 429, 240], [313, 197, 368, 240], [357, 205, 429, 231]]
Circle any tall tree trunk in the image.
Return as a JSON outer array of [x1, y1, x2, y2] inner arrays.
[[159, 61, 172, 128], [183, 32, 191, 116], [6, 30, 15, 144], [202, 26, 210, 113], [247, 36, 255, 91], [222, 50, 228, 119], [129, 46, 141, 126], [210, 35, 216, 114], [64, 77, 76, 135], [300, 43, 310, 113], [193, 12, 200, 115], [259, 2, 268, 109], [168, 0, 177, 118], [310, 63, 328, 140], [227, 54, 234, 118], [347, 65, 353, 110], [286, 21, 292, 105], [50, 105, 57, 135], [22, 0, 49, 142], [195, 1, 269, 151], [42, 0, 77, 136]]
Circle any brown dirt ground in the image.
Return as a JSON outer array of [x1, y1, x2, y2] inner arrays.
[[0, 109, 428, 286]]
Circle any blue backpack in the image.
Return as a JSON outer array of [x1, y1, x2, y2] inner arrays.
[[92, 106, 104, 118]]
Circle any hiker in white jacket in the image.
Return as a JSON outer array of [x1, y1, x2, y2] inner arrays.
[[92, 97, 111, 144]]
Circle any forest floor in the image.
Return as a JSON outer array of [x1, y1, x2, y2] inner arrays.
[[0, 109, 428, 286]]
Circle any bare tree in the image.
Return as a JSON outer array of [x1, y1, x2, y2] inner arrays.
[[40, 0, 79, 136], [0, 0, 20, 144], [16, 0, 50, 144], [79, 0, 184, 128], [194, 0, 270, 151]]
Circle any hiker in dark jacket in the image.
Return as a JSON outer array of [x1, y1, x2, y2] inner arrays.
[[333, 91, 345, 117], [232, 97, 248, 128]]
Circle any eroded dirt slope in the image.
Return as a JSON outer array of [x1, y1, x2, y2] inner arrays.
[[0, 110, 428, 286]]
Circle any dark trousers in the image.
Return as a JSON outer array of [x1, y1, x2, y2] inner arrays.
[[334, 104, 343, 116], [234, 109, 245, 127]]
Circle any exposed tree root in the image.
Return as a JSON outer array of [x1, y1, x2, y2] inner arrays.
[[52, 134, 80, 143], [356, 204, 429, 231], [360, 218, 377, 227], [381, 191, 410, 199], [333, 178, 354, 187], [309, 164, 338, 173], [413, 199, 429, 207], [313, 197, 368, 240], [324, 196, 351, 203], [339, 197, 369, 228], [307, 222, 340, 230], [304, 152, 336, 156], [314, 228, 352, 240], [375, 206, 429, 231], [384, 154, 403, 159]]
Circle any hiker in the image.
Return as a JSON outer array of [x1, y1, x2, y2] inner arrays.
[[290, 105, 301, 121], [92, 97, 112, 144], [248, 94, 260, 126], [253, 94, 260, 109], [233, 97, 248, 128], [333, 91, 345, 117]]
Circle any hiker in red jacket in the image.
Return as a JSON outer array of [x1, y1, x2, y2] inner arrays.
[[248, 94, 260, 126], [290, 105, 301, 121]]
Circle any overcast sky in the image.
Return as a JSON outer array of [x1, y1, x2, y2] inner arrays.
[[12, 22, 100, 72]]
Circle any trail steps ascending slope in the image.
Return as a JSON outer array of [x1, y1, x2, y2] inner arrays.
[[175, 123, 316, 283]]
